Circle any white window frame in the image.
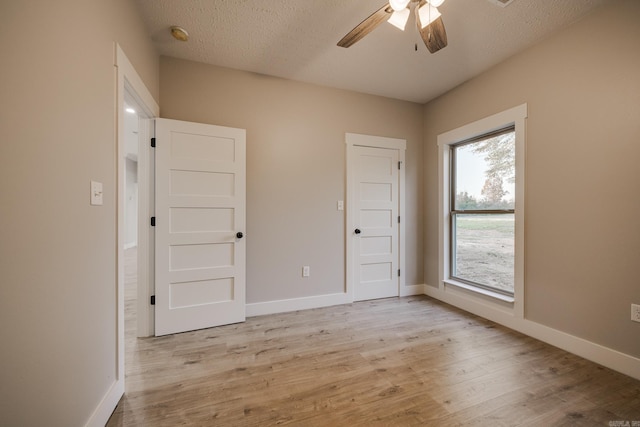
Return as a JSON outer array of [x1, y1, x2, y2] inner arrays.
[[437, 104, 526, 317]]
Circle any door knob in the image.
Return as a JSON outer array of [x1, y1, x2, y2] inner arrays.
[[236, 232, 244, 239], [354, 228, 361, 235]]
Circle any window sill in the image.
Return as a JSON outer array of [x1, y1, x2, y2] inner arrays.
[[443, 279, 515, 303]]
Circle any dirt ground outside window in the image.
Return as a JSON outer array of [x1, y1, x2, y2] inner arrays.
[[454, 215, 514, 293]]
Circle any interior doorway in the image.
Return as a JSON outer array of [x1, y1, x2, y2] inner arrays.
[[113, 45, 159, 416], [122, 88, 155, 338], [123, 100, 140, 344]]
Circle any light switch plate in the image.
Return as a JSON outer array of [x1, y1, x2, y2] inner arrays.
[[632, 304, 640, 323], [91, 181, 103, 206]]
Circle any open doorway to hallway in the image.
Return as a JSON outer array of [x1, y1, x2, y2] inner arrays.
[[123, 244, 138, 346], [122, 82, 155, 341], [123, 100, 140, 361]]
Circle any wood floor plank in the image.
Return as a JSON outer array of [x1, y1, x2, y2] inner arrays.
[[108, 248, 640, 426]]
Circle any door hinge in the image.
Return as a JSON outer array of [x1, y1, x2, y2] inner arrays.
[[398, 216, 400, 224], [398, 269, 401, 277], [150, 295, 155, 305], [150, 216, 156, 227], [398, 161, 402, 170], [151, 137, 156, 148]]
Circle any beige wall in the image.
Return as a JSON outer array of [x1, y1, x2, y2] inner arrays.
[[160, 57, 425, 304], [423, 0, 640, 358], [0, 1, 158, 426], [2, 0, 637, 424]]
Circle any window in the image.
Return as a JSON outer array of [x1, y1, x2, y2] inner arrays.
[[451, 127, 515, 296], [438, 104, 526, 307]]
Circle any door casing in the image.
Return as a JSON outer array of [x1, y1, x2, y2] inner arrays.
[[104, 44, 159, 427]]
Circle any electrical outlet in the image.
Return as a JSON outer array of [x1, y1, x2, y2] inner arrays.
[[302, 266, 310, 277], [632, 304, 640, 323]]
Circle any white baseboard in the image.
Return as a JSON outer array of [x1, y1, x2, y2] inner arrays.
[[247, 292, 352, 317], [400, 283, 426, 297], [424, 284, 640, 381], [84, 379, 123, 427], [247, 285, 427, 317]]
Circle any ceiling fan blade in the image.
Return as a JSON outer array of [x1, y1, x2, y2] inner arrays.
[[337, 3, 393, 48], [418, 16, 448, 53]]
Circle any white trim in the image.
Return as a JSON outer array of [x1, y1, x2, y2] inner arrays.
[[247, 285, 425, 318], [444, 279, 515, 303], [437, 104, 527, 317], [398, 146, 406, 296], [400, 284, 426, 297], [116, 45, 158, 116], [88, 43, 159, 427], [437, 104, 527, 145], [246, 293, 351, 317], [345, 133, 407, 151], [84, 380, 123, 427], [345, 133, 406, 302], [424, 285, 640, 381], [124, 242, 137, 250], [345, 140, 354, 300]]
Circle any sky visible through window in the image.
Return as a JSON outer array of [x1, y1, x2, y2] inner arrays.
[[456, 148, 515, 202]]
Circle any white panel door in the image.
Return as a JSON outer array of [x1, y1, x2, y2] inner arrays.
[[352, 145, 399, 301], [155, 118, 246, 336]]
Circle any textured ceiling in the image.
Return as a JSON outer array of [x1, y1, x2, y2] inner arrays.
[[133, 0, 610, 104]]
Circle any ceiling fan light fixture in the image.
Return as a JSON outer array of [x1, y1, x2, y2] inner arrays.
[[418, 4, 441, 29], [388, 8, 411, 31], [389, 0, 410, 12], [427, 0, 446, 7], [336, 0, 447, 53]]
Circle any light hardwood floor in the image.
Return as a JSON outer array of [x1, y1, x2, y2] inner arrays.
[[108, 249, 640, 426]]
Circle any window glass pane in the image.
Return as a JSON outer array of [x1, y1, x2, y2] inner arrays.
[[454, 131, 515, 211], [453, 213, 514, 293]]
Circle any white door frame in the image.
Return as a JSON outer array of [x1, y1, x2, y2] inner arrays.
[[345, 133, 406, 301], [92, 43, 159, 426]]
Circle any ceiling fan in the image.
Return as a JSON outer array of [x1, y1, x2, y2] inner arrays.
[[337, 0, 448, 53]]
